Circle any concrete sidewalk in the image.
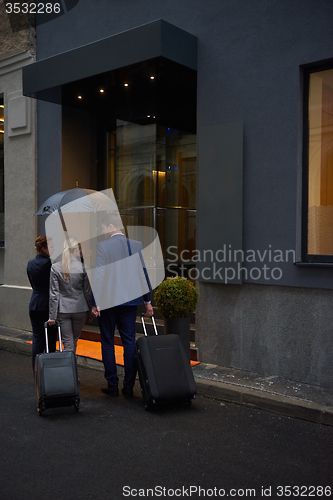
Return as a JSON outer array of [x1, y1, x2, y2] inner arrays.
[[1, 324, 332, 426]]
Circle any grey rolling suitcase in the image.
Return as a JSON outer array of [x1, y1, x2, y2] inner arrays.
[[35, 321, 80, 415], [136, 315, 197, 410]]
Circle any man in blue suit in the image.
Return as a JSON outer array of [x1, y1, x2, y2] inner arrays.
[[92, 214, 153, 398]]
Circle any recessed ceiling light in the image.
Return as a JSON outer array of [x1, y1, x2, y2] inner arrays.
[[150, 76, 155, 80], [78, 95, 83, 100], [124, 83, 129, 87], [99, 89, 105, 93]]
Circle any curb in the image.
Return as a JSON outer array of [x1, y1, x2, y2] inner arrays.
[[0, 333, 332, 427], [0, 334, 32, 357], [194, 378, 333, 427]]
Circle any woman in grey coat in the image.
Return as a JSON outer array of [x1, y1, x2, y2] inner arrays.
[[48, 237, 92, 353]]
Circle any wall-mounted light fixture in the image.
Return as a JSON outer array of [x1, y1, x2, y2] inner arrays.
[[0, 103, 4, 133]]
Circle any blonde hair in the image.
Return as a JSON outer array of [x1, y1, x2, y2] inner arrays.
[[62, 236, 79, 280]]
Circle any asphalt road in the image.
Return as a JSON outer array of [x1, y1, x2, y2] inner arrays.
[[0, 350, 332, 500]]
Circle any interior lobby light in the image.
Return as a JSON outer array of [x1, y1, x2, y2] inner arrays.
[[124, 83, 129, 87], [99, 89, 105, 93], [77, 95, 83, 99], [150, 76, 155, 80]]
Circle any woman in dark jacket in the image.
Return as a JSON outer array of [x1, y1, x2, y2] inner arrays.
[[27, 235, 57, 375]]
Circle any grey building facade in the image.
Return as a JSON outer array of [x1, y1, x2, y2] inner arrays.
[[1, 0, 333, 390], [0, 6, 36, 327]]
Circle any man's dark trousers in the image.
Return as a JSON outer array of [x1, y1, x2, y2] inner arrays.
[[98, 305, 137, 390]]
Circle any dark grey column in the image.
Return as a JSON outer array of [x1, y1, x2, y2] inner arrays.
[[37, 99, 62, 235], [197, 122, 243, 284]]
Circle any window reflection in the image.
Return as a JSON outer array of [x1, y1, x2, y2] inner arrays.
[[308, 69, 333, 255]]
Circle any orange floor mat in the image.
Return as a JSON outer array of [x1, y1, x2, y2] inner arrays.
[[26, 339, 200, 367]]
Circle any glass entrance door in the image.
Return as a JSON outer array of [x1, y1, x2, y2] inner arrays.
[[61, 56, 197, 269], [107, 121, 196, 272]]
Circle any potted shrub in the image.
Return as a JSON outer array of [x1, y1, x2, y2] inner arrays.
[[154, 276, 198, 360]]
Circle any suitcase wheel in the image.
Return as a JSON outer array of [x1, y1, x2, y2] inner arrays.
[[38, 401, 46, 416], [144, 400, 156, 412], [74, 399, 80, 412]]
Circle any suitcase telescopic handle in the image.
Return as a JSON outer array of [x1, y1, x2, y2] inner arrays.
[[43, 321, 62, 353], [141, 313, 158, 336]]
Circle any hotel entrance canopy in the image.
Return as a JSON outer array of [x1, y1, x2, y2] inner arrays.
[[22, 20, 197, 102]]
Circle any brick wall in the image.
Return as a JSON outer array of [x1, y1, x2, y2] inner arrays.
[[0, 4, 35, 59]]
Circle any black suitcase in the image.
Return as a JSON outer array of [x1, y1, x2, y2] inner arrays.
[[136, 315, 197, 410], [35, 321, 80, 415]]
